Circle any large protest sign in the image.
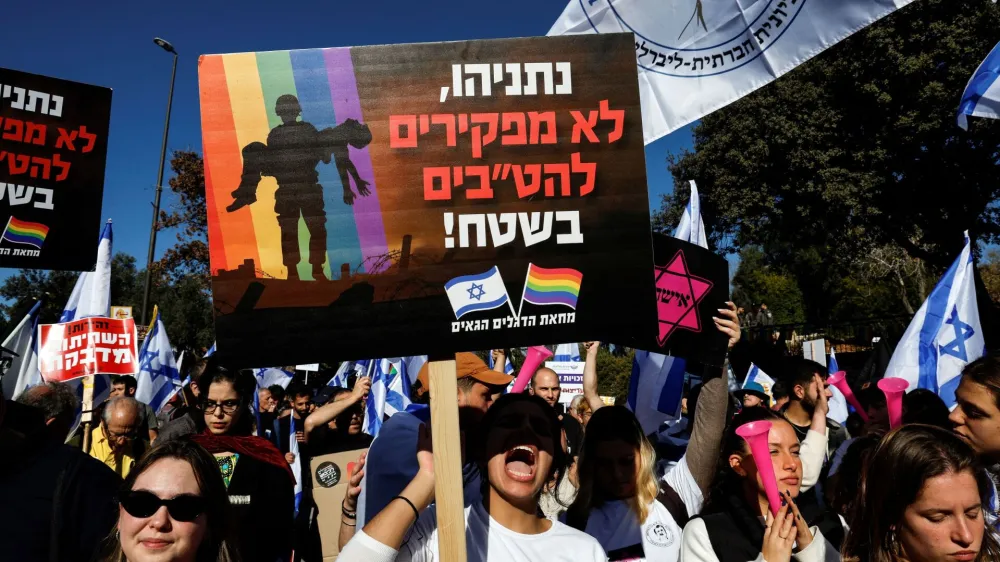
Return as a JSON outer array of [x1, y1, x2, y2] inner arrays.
[[649, 234, 729, 366], [199, 34, 653, 366], [38, 317, 138, 382], [0, 68, 112, 270]]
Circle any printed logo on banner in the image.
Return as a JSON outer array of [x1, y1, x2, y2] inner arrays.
[[0, 67, 112, 270], [576, 0, 807, 78], [654, 250, 713, 346], [0, 216, 49, 256]]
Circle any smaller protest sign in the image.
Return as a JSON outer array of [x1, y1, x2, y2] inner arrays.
[[111, 306, 133, 320], [546, 360, 584, 405], [649, 234, 730, 366], [38, 317, 138, 382], [802, 339, 827, 366]]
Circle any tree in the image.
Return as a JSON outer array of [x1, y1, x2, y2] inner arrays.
[[731, 247, 807, 324], [981, 250, 1000, 305], [157, 150, 210, 290], [658, 0, 1000, 262]]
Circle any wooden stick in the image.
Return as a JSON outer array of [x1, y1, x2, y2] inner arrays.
[[428, 359, 467, 562], [80, 375, 95, 452]]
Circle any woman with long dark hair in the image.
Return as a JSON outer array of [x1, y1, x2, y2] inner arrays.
[[842, 424, 1000, 562], [681, 407, 839, 562], [190, 365, 294, 562], [564, 304, 742, 561], [96, 439, 238, 562], [338, 393, 607, 561]]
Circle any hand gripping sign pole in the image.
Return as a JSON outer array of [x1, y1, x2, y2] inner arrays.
[[428, 356, 467, 562]]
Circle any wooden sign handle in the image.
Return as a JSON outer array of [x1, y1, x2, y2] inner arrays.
[[428, 360, 468, 562], [80, 375, 95, 452]]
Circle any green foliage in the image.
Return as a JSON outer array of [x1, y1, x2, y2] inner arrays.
[[595, 346, 634, 405], [157, 151, 210, 291], [656, 0, 1000, 322], [731, 247, 807, 324]]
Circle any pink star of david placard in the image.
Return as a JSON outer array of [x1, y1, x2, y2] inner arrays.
[[654, 250, 714, 346]]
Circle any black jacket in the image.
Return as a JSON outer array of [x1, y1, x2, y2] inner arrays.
[[226, 453, 295, 562]]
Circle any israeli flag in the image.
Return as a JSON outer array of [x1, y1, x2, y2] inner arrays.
[[884, 233, 983, 407], [360, 357, 426, 437], [62, 221, 113, 438], [674, 180, 708, 249], [743, 363, 776, 405], [2, 300, 41, 400], [327, 360, 369, 388], [289, 413, 302, 516], [363, 360, 386, 436], [61, 220, 113, 322], [444, 266, 513, 319], [627, 351, 686, 435], [253, 368, 293, 390], [827, 350, 849, 424], [134, 307, 181, 414], [958, 41, 1000, 130], [553, 343, 582, 362]]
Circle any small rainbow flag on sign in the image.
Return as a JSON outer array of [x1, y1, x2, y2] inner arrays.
[[519, 263, 583, 314], [2, 217, 49, 249]]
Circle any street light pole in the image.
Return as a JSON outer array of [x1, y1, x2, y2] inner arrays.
[[141, 37, 178, 328]]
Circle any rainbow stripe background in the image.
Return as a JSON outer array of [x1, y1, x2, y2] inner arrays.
[[199, 48, 388, 280], [3, 217, 49, 249], [523, 264, 583, 309]]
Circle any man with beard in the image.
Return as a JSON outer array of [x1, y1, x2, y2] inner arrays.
[[304, 377, 373, 454], [781, 358, 847, 462]]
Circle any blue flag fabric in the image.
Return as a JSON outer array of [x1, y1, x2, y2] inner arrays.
[[134, 307, 180, 414], [884, 233, 984, 407], [627, 351, 686, 435], [958, 41, 1000, 130]]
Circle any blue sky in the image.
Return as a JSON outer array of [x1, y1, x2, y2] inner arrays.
[[0, 0, 692, 279]]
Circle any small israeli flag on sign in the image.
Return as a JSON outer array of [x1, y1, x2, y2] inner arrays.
[[444, 266, 514, 319]]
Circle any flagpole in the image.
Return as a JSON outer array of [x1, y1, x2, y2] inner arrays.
[[0, 216, 12, 241], [516, 264, 532, 319]]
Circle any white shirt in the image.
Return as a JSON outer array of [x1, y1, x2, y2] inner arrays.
[[584, 457, 703, 561], [340, 501, 607, 562], [679, 520, 840, 562]]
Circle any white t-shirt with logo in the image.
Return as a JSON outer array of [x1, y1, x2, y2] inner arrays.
[[584, 456, 703, 562], [340, 500, 607, 562]]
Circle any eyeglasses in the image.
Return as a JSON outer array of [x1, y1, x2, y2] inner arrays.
[[104, 424, 138, 441], [200, 400, 241, 414], [119, 490, 206, 522]]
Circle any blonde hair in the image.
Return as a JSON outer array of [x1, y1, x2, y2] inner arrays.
[[568, 406, 661, 526]]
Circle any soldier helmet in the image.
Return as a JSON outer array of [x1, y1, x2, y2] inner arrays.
[[275, 94, 301, 120]]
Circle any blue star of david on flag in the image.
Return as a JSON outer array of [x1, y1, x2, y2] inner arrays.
[[467, 283, 486, 301], [940, 306, 975, 362]]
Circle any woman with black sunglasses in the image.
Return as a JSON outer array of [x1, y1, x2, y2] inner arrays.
[[96, 439, 238, 562], [189, 365, 295, 562]]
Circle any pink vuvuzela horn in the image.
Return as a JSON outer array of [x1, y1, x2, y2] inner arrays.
[[510, 345, 554, 394], [827, 371, 869, 422], [736, 420, 781, 516], [878, 377, 909, 430]]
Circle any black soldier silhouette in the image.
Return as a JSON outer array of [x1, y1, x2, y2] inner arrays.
[[227, 94, 373, 281]]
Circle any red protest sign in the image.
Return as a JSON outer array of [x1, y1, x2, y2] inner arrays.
[[38, 317, 138, 382]]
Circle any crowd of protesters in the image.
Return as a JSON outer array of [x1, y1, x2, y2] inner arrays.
[[2, 303, 1000, 562]]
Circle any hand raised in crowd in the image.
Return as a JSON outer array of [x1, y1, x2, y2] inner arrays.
[[343, 451, 367, 512], [353, 376, 372, 402], [812, 374, 829, 418], [713, 301, 741, 350], [492, 349, 505, 363], [285, 452, 295, 465], [761, 501, 796, 562], [583, 341, 600, 356], [784, 490, 813, 552]]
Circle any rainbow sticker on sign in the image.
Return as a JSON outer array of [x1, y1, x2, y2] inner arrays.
[[2, 217, 50, 249], [520, 264, 583, 311]]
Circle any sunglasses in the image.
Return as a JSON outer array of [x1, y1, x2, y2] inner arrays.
[[120, 490, 207, 522]]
